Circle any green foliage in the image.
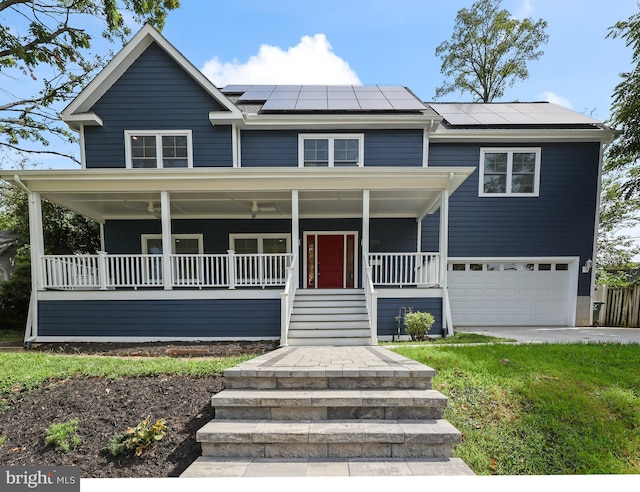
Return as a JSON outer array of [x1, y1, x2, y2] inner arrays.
[[0, 436, 6, 446], [105, 417, 167, 457], [44, 418, 81, 452], [0, 1, 180, 160], [393, 344, 640, 474], [435, 0, 548, 102], [0, 176, 100, 332], [596, 169, 640, 287], [403, 311, 435, 341]]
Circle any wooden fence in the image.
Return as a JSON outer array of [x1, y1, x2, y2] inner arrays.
[[601, 285, 640, 327]]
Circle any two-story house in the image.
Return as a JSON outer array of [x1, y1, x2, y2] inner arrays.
[[0, 25, 614, 346]]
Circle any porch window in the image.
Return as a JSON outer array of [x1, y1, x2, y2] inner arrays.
[[479, 148, 540, 196], [299, 134, 364, 167], [125, 130, 193, 168], [229, 234, 291, 254], [141, 234, 203, 254]]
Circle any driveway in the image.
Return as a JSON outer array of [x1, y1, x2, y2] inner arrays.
[[455, 326, 640, 344]]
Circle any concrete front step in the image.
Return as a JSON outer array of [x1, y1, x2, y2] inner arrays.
[[290, 313, 369, 322], [293, 305, 368, 314], [180, 457, 475, 477], [197, 419, 461, 459], [287, 337, 372, 347], [225, 375, 431, 389], [288, 328, 370, 338], [212, 388, 448, 420]]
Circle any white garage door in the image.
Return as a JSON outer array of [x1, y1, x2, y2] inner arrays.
[[448, 260, 575, 326]]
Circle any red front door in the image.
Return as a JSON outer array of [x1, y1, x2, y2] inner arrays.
[[317, 235, 344, 288]]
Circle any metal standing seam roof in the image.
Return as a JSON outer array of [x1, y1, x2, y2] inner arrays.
[[221, 85, 428, 112], [428, 102, 603, 126]]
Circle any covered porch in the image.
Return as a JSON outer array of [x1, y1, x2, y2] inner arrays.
[[2, 166, 473, 344]]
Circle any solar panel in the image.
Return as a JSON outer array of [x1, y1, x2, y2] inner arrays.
[[430, 103, 601, 126]]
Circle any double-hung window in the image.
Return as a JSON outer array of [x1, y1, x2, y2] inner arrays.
[[479, 148, 541, 196], [125, 130, 193, 168], [299, 134, 364, 167]]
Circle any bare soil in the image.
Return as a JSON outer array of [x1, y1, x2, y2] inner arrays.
[[0, 341, 277, 478]]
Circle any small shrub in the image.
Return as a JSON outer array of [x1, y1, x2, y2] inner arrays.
[[105, 417, 167, 457], [403, 311, 435, 341], [44, 418, 81, 452], [0, 436, 6, 446]]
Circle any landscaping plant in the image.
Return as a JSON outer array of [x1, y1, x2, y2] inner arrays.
[[44, 418, 81, 452], [105, 417, 167, 457], [403, 311, 436, 341]]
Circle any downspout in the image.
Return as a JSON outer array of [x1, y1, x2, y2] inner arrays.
[[589, 142, 606, 326]]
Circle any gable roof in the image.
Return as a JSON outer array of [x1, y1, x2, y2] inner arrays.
[[61, 24, 242, 130]]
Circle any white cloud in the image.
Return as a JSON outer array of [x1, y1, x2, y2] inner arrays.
[[201, 34, 361, 87], [537, 91, 572, 109]]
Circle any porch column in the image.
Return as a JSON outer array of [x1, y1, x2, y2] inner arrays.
[[362, 190, 370, 268], [27, 191, 44, 339], [160, 191, 172, 290], [439, 189, 453, 336], [291, 190, 299, 288]]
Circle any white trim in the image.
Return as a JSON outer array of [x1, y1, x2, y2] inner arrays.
[[430, 127, 616, 144], [589, 142, 606, 325], [141, 233, 204, 254], [63, 112, 104, 131], [124, 130, 193, 169], [229, 233, 292, 253], [422, 129, 429, 167], [303, 231, 359, 289], [39, 289, 282, 301], [79, 125, 87, 169], [61, 24, 242, 121], [32, 336, 279, 343], [232, 123, 239, 168], [298, 134, 365, 167], [479, 147, 541, 197], [243, 113, 440, 130], [376, 288, 444, 298]]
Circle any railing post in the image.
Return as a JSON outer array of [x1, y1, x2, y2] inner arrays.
[[98, 251, 108, 290], [227, 250, 236, 289]]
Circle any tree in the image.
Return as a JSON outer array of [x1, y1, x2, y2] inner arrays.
[[434, 0, 548, 102], [596, 169, 640, 288], [0, 0, 180, 163], [606, 9, 640, 198], [0, 162, 100, 331]]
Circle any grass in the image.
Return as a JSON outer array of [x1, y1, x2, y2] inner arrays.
[[380, 332, 515, 345], [0, 330, 23, 343], [392, 343, 640, 475], [0, 352, 254, 395]]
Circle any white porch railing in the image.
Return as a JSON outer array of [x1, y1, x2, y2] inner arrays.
[[368, 252, 440, 287], [41, 252, 294, 290], [280, 254, 298, 347], [364, 263, 378, 345]]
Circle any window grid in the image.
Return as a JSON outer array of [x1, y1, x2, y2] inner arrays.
[[125, 131, 192, 169], [299, 134, 364, 167], [479, 148, 540, 197]]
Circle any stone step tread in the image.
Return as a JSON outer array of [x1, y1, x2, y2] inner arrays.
[[288, 322, 370, 331], [212, 388, 448, 407], [197, 419, 461, 444], [224, 366, 434, 378], [288, 330, 370, 338], [287, 338, 372, 347], [290, 314, 369, 321], [180, 457, 475, 477], [294, 296, 365, 302]]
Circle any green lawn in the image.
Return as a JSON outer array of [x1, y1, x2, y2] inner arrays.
[[0, 330, 23, 343], [380, 332, 515, 345], [0, 352, 253, 394], [392, 343, 640, 475]]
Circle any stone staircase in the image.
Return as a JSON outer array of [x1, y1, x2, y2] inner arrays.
[[181, 346, 474, 477], [287, 289, 371, 346]]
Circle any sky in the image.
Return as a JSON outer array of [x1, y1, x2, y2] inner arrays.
[[2, 0, 639, 169]]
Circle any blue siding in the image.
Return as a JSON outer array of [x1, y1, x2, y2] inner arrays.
[[377, 298, 443, 336], [427, 142, 600, 295], [241, 131, 298, 167], [240, 130, 423, 167], [104, 219, 292, 254], [38, 299, 280, 338], [85, 42, 233, 168]]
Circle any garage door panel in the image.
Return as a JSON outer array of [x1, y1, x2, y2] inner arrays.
[[449, 260, 572, 326]]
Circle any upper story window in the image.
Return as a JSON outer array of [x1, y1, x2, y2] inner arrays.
[[125, 130, 193, 168], [298, 134, 364, 167], [479, 148, 541, 197]]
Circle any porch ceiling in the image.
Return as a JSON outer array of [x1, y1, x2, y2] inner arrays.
[[1, 167, 475, 222]]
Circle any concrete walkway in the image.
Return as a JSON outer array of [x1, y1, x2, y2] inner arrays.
[[456, 326, 640, 344]]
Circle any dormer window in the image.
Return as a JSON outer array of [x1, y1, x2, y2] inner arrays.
[[125, 130, 193, 168], [299, 134, 364, 167]]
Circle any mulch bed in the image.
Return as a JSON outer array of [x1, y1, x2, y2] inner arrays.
[[0, 341, 278, 478]]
